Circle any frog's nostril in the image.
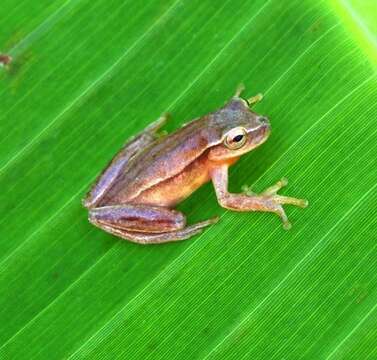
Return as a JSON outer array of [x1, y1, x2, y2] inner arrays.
[[259, 116, 269, 124]]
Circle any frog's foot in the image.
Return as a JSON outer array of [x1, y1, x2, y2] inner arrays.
[[234, 83, 246, 97], [261, 178, 308, 230], [212, 167, 307, 230], [242, 177, 288, 196], [233, 84, 263, 107], [146, 112, 170, 134], [261, 177, 289, 196], [247, 93, 263, 106], [241, 184, 256, 196]]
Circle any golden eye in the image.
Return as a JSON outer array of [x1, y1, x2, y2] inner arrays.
[[224, 127, 247, 149]]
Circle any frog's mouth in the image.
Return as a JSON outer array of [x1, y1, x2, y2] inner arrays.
[[261, 122, 271, 136], [251, 122, 271, 146]]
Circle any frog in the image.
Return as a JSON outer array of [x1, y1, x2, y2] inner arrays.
[[83, 85, 308, 244]]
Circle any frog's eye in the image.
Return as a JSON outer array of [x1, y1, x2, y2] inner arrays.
[[224, 127, 247, 149]]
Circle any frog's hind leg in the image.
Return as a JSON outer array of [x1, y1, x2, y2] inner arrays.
[[88, 204, 218, 244], [83, 113, 169, 209], [144, 112, 170, 134], [97, 218, 218, 244]]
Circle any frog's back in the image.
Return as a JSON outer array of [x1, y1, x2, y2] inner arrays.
[[102, 117, 221, 206]]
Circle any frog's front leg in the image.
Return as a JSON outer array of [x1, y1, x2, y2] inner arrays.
[[88, 204, 218, 244], [83, 113, 169, 209], [211, 166, 308, 230]]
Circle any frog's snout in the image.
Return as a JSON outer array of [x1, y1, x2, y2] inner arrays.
[[258, 116, 270, 134], [258, 116, 269, 126]]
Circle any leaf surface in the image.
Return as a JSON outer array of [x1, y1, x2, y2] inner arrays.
[[0, 0, 376, 359]]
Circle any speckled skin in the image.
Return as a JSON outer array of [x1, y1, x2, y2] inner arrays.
[[83, 87, 308, 244]]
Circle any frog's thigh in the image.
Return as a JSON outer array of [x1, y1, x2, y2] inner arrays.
[[89, 204, 218, 244], [83, 114, 168, 209], [89, 204, 186, 233], [95, 218, 218, 245]]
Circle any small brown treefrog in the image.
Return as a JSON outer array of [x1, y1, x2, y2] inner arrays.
[[83, 85, 308, 244]]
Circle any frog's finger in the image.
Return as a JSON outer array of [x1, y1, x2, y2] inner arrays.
[[234, 83, 245, 97], [193, 216, 220, 227], [274, 195, 309, 208], [241, 184, 256, 196], [146, 112, 170, 133], [274, 206, 292, 230], [247, 93, 263, 106], [261, 177, 288, 196]]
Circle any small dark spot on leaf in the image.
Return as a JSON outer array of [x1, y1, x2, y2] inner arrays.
[[0, 54, 12, 67], [202, 326, 211, 335], [147, 341, 158, 351], [349, 284, 368, 304], [308, 19, 321, 33]]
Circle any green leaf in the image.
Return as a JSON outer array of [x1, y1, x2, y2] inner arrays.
[[0, 0, 376, 359]]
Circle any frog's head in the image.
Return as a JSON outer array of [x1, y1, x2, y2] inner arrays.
[[208, 93, 270, 161]]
